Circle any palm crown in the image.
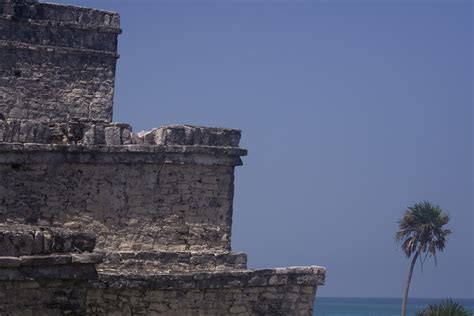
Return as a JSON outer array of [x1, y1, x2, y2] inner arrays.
[[395, 201, 452, 261]]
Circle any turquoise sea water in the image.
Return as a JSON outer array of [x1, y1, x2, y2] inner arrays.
[[314, 297, 474, 316]]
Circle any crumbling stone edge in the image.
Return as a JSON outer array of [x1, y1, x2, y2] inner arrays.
[[0, 120, 243, 148]]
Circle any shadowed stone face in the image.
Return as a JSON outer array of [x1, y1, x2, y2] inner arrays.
[[0, 224, 96, 256]]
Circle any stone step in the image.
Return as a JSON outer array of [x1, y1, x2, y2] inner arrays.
[[99, 251, 247, 274], [0, 253, 103, 280]]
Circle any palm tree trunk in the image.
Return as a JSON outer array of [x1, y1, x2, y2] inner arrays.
[[401, 251, 419, 316]]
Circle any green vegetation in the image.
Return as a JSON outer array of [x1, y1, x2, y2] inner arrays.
[[395, 201, 452, 316], [417, 299, 473, 316]]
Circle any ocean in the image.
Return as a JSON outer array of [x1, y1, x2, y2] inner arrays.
[[314, 297, 474, 316]]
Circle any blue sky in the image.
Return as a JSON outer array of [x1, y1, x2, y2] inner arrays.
[[56, 0, 473, 298]]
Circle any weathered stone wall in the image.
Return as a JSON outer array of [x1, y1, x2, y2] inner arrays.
[[0, 1, 120, 29], [87, 285, 316, 316], [99, 251, 247, 274], [0, 225, 104, 316], [87, 266, 325, 316], [0, 156, 237, 252], [0, 1, 120, 122], [0, 16, 118, 51], [0, 121, 240, 147], [0, 280, 89, 315], [0, 224, 96, 256], [0, 42, 118, 122]]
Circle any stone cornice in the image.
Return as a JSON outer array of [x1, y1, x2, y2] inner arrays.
[[0, 39, 119, 58], [0, 143, 247, 166], [94, 265, 326, 290]]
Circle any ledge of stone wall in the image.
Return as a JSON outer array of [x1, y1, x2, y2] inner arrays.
[[0, 252, 103, 268], [99, 251, 247, 274], [0, 225, 103, 281], [88, 270, 321, 315], [94, 266, 326, 289], [0, 224, 96, 256], [0, 143, 246, 165], [0, 39, 119, 58], [0, 261, 99, 280]]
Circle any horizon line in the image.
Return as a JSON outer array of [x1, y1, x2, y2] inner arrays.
[[318, 296, 474, 300]]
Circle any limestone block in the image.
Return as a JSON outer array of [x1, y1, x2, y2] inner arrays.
[[122, 127, 132, 144], [138, 125, 242, 147], [105, 126, 121, 145], [131, 132, 144, 144], [83, 124, 97, 145], [95, 124, 106, 144]]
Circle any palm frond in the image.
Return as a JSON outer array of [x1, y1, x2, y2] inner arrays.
[[395, 201, 451, 261], [416, 299, 473, 316]]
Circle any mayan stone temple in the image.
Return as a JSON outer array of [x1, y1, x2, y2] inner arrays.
[[0, 0, 325, 315]]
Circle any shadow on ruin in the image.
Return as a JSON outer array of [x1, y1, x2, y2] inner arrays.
[[0, 0, 325, 314]]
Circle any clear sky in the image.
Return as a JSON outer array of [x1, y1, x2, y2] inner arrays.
[[56, 0, 473, 299]]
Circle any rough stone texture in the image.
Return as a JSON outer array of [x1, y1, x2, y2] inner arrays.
[[0, 119, 51, 143], [0, 280, 89, 315], [0, 150, 241, 252], [137, 125, 242, 147], [0, 142, 246, 164], [0, 1, 326, 314], [0, 261, 99, 280], [99, 251, 247, 274], [0, 224, 96, 256], [0, 1, 120, 122], [87, 266, 324, 316], [0, 1, 119, 29], [0, 120, 244, 148], [94, 266, 325, 289], [87, 284, 317, 316], [0, 224, 103, 315]]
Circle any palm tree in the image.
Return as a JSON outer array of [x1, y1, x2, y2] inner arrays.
[[417, 299, 473, 316], [395, 201, 452, 316]]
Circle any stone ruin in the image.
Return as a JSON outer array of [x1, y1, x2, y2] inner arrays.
[[0, 0, 326, 314]]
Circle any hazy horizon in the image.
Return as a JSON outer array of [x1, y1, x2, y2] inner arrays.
[[54, 0, 473, 299], [317, 296, 474, 299]]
